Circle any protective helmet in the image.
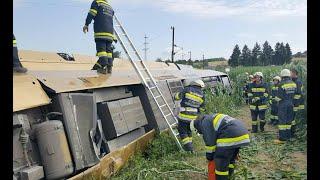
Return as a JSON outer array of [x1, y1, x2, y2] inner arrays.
[[280, 69, 291, 77], [249, 75, 254, 79], [273, 76, 281, 81], [245, 72, 249, 75], [254, 72, 263, 78], [190, 79, 205, 88]]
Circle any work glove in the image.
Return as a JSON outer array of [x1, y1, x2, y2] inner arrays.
[[251, 97, 260, 103], [83, 25, 89, 33]]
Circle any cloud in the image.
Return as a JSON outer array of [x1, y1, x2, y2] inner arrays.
[[272, 33, 288, 38], [87, 0, 306, 19]]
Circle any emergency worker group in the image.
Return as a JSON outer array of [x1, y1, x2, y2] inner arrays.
[[13, 1, 305, 179]]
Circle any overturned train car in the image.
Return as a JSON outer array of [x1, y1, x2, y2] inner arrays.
[[13, 50, 231, 180]]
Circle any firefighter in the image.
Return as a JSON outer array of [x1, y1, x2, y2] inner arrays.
[[243, 75, 254, 104], [247, 72, 269, 133], [269, 76, 281, 126], [83, 0, 117, 74], [13, 34, 28, 73], [174, 79, 205, 152], [193, 113, 250, 179], [274, 69, 297, 143], [290, 68, 304, 136]]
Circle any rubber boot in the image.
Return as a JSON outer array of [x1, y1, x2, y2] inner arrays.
[[252, 125, 258, 133], [260, 121, 266, 132], [97, 67, 107, 74], [107, 66, 112, 74], [13, 66, 28, 73]]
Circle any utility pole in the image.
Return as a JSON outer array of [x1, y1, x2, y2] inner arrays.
[[143, 34, 149, 60], [188, 51, 192, 61], [203, 54, 205, 69], [171, 26, 175, 63]]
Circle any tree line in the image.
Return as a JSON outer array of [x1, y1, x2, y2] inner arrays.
[[228, 41, 292, 67]]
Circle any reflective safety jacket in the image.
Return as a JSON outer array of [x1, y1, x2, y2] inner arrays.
[[270, 83, 280, 105], [198, 114, 250, 160], [292, 77, 304, 111], [174, 85, 205, 121], [13, 34, 17, 48], [85, 0, 116, 42], [247, 81, 269, 111], [275, 77, 297, 104], [242, 80, 251, 96]]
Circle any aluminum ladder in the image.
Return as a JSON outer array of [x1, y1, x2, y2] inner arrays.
[[113, 14, 183, 150]]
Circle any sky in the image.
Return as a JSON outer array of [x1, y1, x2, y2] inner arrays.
[[13, 0, 307, 61]]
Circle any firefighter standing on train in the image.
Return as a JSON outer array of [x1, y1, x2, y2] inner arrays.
[[247, 72, 269, 133], [193, 113, 250, 179], [290, 68, 304, 136], [269, 76, 281, 126], [274, 69, 298, 143], [83, 0, 117, 74], [174, 79, 206, 152]]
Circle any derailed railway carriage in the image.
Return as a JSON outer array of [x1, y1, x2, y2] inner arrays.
[[13, 50, 231, 180]]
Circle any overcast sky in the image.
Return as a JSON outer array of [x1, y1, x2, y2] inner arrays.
[[13, 0, 307, 61]]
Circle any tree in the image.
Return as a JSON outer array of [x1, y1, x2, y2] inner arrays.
[[284, 43, 292, 64], [155, 58, 163, 62], [229, 45, 241, 67], [251, 42, 262, 66], [240, 45, 251, 66], [187, 59, 193, 65], [273, 42, 287, 65], [261, 41, 273, 66]]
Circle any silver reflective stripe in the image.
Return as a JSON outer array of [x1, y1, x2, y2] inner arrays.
[[214, 115, 227, 131], [184, 101, 201, 108], [217, 138, 250, 147], [180, 107, 198, 113]]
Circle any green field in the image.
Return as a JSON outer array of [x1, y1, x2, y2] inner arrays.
[[112, 61, 307, 180]]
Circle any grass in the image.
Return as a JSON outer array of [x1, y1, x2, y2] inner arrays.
[[112, 62, 307, 179]]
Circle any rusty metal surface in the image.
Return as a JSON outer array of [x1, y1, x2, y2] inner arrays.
[[13, 73, 51, 112], [68, 129, 156, 180]]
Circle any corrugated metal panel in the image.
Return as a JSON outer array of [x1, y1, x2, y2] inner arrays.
[[13, 74, 51, 112]]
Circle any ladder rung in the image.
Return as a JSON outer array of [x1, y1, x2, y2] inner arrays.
[[174, 132, 180, 137], [170, 122, 178, 127], [149, 86, 156, 89], [154, 95, 161, 99], [165, 114, 171, 117], [159, 104, 166, 108]]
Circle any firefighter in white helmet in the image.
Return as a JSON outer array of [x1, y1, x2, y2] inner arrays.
[[174, 79, 206, 152], [247, 72, 269, 133], [274, 69, 298, 143], [269, 76, 281, 126]]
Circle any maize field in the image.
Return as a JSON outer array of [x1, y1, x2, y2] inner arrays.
[[112, 61, 307, 180]]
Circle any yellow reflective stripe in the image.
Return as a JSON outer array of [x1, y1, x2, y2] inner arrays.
[[200, 107, 205, 113], [228, 164, 235, 169], [178, 113, 197, 121], [298, 105, 305, 109], [215, 170, 229, 176], [97, 52, 112, 57], [96, 0, 109, 6], [247, 93, 253, 97], [252, 121, 258, 125], [205, 145, 216, 153], [263, 93, 269, 97], [89, 9, 97, 16], [293, 107, 299, 111], [94, 32, 116, 39], [251, 88, 266, 92], [294, 95, 301, 99], [181, 137, 192, 144], [217, 134, 250, 144], [95, 62, 102, 68], [258, 105, 268, 110], [13, 40, 17, 44], [213, 114, 224, 130], [250, 105, 256, 110], [278, 125, 291, 130], [175, 92, 181, 100], [185, 93, 204, 103], [272, 87, 278, 90], [282, 83, 297, 89]]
